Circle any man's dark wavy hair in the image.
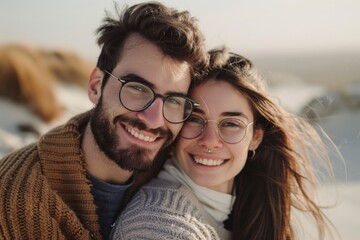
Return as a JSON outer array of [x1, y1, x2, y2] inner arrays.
[[96, 1, 208, 88]]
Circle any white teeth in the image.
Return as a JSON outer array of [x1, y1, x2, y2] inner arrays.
[[194, 157, 224, 166], [125, 126, 156, 143]]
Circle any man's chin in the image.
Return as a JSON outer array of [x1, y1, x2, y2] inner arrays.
[[109, 146, 156, 172]]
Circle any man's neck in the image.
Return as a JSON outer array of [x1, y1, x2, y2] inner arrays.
[[81, 123, 133, 184]]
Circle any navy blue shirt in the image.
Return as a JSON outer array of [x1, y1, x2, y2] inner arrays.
[[88, 173, 133, 240]]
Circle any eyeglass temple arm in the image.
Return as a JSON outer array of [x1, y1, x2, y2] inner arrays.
[[103, 70, 126, 84], [193, 102, 200, 108]]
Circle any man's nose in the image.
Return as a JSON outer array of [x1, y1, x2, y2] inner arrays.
[[136, 98, 165, 129]]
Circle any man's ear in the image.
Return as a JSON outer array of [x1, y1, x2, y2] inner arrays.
[[88, 67, 104, 104], [250, 127, 264, 151]]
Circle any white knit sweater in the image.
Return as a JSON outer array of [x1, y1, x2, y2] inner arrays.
[[110, 179, 231, 240]]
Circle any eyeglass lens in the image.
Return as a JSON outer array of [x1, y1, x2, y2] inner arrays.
[[119, 81, 193, 124], [180, 115, 251, 144]]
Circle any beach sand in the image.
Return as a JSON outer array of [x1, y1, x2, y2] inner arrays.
[[322, 182, 360, 240]]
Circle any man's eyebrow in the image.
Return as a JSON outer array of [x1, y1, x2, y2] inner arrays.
[[121, 73, 155, 88], [121, 73, 188, 96]]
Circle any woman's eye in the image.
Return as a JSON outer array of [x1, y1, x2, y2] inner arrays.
[[187, 116, 204, 124], [223, 122, 239, 127], [221, 120, 243, 129]]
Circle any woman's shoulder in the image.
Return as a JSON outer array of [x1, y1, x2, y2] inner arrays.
[[131, 178, 203, 215], [111, 179, 220, 240], [144, 177, 184, 190], [143, 178, 192, 194]]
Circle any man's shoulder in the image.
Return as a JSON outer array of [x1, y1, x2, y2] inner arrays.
[[0, 143, 41, 218], [39, 111, 91, 141], [0, 142, 39, 170]]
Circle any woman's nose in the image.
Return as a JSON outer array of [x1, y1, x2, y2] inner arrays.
[[197, 121, 223, 149]]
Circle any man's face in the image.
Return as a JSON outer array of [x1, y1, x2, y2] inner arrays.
[[90, 33, 191, 171]]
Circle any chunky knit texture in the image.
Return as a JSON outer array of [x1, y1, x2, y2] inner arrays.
[[0, 111, 101, 239], [111, 179, 231, 240]]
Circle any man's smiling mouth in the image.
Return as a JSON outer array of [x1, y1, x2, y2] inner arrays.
[[125, 125, 156, 143]]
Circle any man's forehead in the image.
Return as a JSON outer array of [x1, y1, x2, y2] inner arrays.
[[114, 59, 191, 94], [113, 37, 191, 93]]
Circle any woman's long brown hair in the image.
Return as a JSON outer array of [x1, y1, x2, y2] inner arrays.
[[196, 48, 338, 240]]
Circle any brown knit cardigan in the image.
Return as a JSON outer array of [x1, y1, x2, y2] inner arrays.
[[0, 111, 102, 239]]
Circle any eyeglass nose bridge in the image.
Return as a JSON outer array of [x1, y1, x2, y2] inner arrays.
[[198, 119, 253, 144], [139, 93, 189, 124], [200, 119, 222, 139], [141, 92, 166, 111]]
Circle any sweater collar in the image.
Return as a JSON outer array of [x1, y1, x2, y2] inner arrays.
[[38, 110, 101, 239], [158, 157, 235, 224]]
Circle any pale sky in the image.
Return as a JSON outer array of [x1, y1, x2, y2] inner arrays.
[[1, 0, 360, 61]]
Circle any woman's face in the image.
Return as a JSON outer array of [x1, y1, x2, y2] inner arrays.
[[175, 80, 263, 193]]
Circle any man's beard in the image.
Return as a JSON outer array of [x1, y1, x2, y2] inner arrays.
[[90, 99, 173, 171]]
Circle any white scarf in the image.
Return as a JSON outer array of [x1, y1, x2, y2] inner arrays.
[[158, 157, 235, 224]]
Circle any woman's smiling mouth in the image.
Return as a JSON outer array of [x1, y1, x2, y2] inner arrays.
[[192, 155, 227, 166]]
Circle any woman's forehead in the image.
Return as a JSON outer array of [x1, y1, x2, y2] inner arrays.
[[191, 80, 253, 120]]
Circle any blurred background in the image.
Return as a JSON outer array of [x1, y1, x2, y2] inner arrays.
[[1, 0, 359, 238]]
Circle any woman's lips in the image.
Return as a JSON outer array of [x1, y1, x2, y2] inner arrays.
[[191, 154, 228, 167]]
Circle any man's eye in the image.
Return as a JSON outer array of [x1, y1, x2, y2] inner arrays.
[[124, 83, 152, 96], [129, 85, 147, 93], [166, 96, 182, 106]]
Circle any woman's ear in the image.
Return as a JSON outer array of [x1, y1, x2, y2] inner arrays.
[[250, 127, 264, 151], [88, 67, 104, 104]]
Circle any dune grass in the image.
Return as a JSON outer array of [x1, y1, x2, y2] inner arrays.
[[0, 44, 92, 122]]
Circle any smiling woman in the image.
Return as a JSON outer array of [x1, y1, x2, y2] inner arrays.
[[111, 47, 339, 240], [173, 78, 263, 195]]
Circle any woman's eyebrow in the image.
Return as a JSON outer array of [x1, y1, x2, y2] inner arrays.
[[221, 111, 249, 120], [192, 107, 205, 114], [192, 109, 249, 121]]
